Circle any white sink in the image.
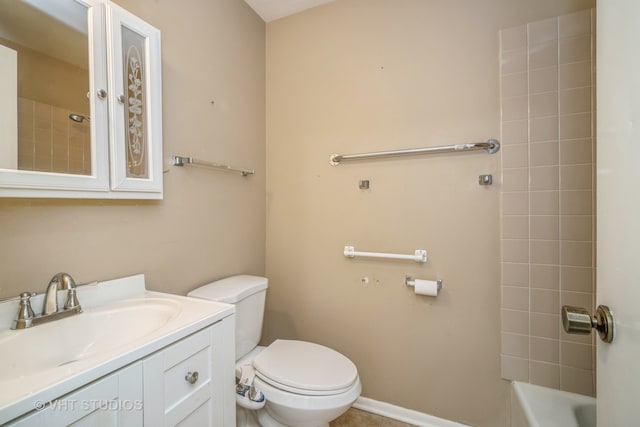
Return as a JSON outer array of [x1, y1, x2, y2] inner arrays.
[[0, 274, 234, 425], [0, 298, 181, 382]]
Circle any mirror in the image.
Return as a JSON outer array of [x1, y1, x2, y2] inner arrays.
[[0, 0, 92, 176]]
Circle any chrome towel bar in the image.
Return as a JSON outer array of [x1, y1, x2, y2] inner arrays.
[[172, 156, 255, 176], [343, 246, 427, 262], [329, 139, 500, 165]]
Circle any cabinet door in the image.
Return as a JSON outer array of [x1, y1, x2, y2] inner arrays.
[[9, 362, 143, 427], [144, 327, 215, 426], [106, 3, 163, 195], [142, 317, 236, 427]]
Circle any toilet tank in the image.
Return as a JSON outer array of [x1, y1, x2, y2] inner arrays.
[[187, 275, 268, 360]]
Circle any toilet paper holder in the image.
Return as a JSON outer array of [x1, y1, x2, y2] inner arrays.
[[405, 276, 442, 291]]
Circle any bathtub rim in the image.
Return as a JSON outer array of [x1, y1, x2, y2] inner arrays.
[[511, 381, 596, 427]]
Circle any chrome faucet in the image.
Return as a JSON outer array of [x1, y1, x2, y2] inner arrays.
[[11, 272, 83, 330], [44, 272, 80, 315]]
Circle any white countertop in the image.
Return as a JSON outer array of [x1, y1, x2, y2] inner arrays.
[[0, 274, 234, 425]]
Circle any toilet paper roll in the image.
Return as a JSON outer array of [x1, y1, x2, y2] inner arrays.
[[413, 279, 439, 296]]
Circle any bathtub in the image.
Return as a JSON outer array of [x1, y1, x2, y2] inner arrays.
[[510, 381, 596, 427]]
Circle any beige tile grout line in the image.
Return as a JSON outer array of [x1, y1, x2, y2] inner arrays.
[[526, 20, 532, 385], [556, 15, 563, 392]]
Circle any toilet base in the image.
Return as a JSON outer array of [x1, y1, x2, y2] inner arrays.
[[237, 406, 260, 427]]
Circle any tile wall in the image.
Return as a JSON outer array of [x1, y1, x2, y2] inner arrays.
[[499, 9, 596, 396], [18, 98, 91, 175]]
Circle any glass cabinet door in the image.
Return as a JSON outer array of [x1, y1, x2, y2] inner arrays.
[[107, 3, 162, 194]]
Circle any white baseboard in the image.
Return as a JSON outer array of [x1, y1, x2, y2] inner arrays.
[[353, 396, 470, 427]]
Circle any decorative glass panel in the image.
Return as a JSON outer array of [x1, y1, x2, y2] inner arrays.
[[107, 2, 162, 196], [121, 26, 148, 178]]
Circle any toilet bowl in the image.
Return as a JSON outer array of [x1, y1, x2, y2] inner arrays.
[[188, 275, 361, 427], [239, 342, 361, 427]]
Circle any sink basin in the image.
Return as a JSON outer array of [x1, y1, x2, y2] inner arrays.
[[0, 273, 235, 425], [0, 298, 181, 382]]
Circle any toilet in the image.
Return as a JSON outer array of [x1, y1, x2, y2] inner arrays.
[[188, 275, 361, 427]]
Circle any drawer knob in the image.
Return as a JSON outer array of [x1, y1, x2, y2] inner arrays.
[[185, 371, 199, 384]]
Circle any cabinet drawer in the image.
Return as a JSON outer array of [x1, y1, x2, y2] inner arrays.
[[165, 346, 211, 409], [162, 328, 213, 416]]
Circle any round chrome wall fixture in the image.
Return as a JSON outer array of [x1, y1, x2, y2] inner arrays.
[[562, 304, 614, 343]]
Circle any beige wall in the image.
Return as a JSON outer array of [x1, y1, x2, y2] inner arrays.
[[265, 0, 594, 426], [0, 0, 265, 297]]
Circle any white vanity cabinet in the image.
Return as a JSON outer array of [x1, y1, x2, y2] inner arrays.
[[7, 316, 236, 427], [9, 362, 144, 427], [0, 0, 163, 199]]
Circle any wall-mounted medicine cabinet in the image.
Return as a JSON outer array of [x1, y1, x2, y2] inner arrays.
[[0, 0, 163, 199]]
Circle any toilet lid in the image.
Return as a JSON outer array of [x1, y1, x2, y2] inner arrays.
[[253, 340, 358, 394]]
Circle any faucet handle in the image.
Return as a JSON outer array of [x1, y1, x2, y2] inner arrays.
[[64, 288, 81, 311], [18, 292, 36, 307], [11, 292, 36, 330]]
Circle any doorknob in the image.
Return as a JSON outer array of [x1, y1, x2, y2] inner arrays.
[[561, 305, 614, 343]]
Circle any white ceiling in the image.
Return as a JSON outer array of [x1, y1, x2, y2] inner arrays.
[[244, 0, 335, 22]]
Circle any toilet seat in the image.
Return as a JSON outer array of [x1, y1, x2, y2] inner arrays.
[[252, 340, 358, 396]]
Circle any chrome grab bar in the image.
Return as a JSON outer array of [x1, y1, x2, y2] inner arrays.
[[172, 156, 255, 176], [329, 139, 500, 165]]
